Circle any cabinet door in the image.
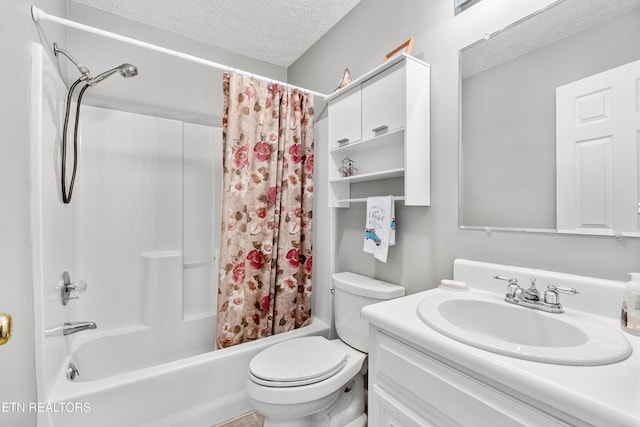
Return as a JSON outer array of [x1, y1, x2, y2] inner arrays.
[[370, 386, 440, 427], [362, 62, 406, 140], [328, 87, 361, 148], [370, 332, 571, 427]]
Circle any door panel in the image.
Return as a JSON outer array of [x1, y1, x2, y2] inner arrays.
[[556, 59, 640, 235]]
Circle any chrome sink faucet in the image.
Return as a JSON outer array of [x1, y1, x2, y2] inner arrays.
[[494, 275, 578, 313]]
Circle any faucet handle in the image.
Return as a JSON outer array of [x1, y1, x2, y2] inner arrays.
[[60, 271, 88, 305], [544, 285, 579, 305], [494, 275, 521, 297], [547, 285, 579, 295], [494, 275, 518, 285], [68, 280, 87, 293]]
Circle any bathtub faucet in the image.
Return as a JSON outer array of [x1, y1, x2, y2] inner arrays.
[[63, 321, 97, 336]]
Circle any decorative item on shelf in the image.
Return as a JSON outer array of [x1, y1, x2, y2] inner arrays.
[[383, 38, 414, 62], [334, 68, 353, 92], [339, 158, 358, 177]]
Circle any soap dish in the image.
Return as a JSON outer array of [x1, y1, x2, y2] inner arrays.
[[439, 279, 469, 291]]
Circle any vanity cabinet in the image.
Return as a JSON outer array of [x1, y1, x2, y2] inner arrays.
[[368, 331, 571, 427], [326, 54, 430, 207]]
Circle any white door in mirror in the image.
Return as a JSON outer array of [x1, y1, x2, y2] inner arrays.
[[556, 59, 640, 236]]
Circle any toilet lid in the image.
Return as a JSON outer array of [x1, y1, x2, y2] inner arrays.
[[249, 336, 348, 387]]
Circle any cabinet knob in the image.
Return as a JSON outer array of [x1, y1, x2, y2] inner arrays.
[[372, 124, 389, 133], [337, 138, 349, 145]]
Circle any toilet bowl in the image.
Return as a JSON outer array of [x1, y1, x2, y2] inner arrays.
[[246, 337, 366, 427], [246, 272, 405, 426]]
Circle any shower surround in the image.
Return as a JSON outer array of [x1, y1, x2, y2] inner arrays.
[[30, 43, 327, 426]]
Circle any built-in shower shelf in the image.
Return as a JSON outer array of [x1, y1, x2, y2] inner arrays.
[[184, 257, 216, 269]]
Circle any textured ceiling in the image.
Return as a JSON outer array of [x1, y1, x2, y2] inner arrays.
[[461, 0, 640, 78], [71, 0, 362, 67]]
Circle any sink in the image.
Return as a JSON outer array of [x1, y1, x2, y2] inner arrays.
[[417, 291, 631, 365]]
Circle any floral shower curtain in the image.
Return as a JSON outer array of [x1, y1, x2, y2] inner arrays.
[[216, 72, 314, 349]]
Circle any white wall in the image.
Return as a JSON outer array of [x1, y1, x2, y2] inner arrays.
[[288, 0, 640, 295], [0, 1, 66, 426]]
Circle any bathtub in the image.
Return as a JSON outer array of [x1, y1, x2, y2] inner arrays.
[[39, 318, 330, 427]]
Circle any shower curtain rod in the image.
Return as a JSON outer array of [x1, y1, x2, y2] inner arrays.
[[30, 5, 328, 98]]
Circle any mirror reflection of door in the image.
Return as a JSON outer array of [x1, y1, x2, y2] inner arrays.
[[556, 59, 640, 235]]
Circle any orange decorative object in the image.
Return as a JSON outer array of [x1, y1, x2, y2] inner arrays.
[[383, 38, 414, 62]]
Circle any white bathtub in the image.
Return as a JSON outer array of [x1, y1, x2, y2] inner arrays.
[[39, 319, 330, 427]]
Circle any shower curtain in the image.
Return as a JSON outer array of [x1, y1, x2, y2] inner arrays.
[[216, 72, 314, 349]]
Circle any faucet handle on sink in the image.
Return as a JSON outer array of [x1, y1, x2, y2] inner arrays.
[[494, 275, 521, 298], [544, 285, 579, 305]]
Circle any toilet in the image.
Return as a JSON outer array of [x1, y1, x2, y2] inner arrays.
[[246, 272, 405, 427]]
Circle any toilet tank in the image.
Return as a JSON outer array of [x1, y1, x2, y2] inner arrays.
[[332, 272, 405, 352]]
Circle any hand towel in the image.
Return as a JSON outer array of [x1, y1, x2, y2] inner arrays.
[[363, 196, 396, 263]]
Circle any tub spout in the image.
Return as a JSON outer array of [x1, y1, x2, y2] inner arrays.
[[63, 321, 97, 336]]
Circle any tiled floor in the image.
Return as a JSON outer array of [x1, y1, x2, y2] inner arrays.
[[215, 411, 264, 427]]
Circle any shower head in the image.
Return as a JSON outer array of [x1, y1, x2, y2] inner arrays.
[[88, 63, 139, 86], [53, 43, 139, 86]]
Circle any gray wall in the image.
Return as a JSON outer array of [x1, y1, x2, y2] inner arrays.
[[1, 1, 66, 426], [288, 0, 640, 294]]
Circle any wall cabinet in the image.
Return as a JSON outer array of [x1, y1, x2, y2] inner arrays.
[[328, 86, 361, 147], [326, 54, 430, 207], [368, 330, 572, 427], [361, 63, 406, 140]]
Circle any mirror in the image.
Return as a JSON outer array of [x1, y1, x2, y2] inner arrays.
[[459, 0, 640, 236]]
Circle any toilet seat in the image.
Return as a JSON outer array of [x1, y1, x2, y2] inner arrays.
[[249, 336, 348, 387]]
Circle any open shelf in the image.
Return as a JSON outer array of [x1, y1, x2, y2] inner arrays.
[[329, 167, 405, 184], [337, 196, 405, 204]]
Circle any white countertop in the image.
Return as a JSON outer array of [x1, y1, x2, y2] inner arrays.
[[362, 287, 640, 427]]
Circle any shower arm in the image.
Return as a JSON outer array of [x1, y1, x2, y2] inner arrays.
[[53, 42, 92, 81]]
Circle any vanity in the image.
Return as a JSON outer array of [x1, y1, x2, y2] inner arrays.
[[362, 259, 640, 426]]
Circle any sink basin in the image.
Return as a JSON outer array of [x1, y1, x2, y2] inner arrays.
[[417, 291, 631, 365]]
